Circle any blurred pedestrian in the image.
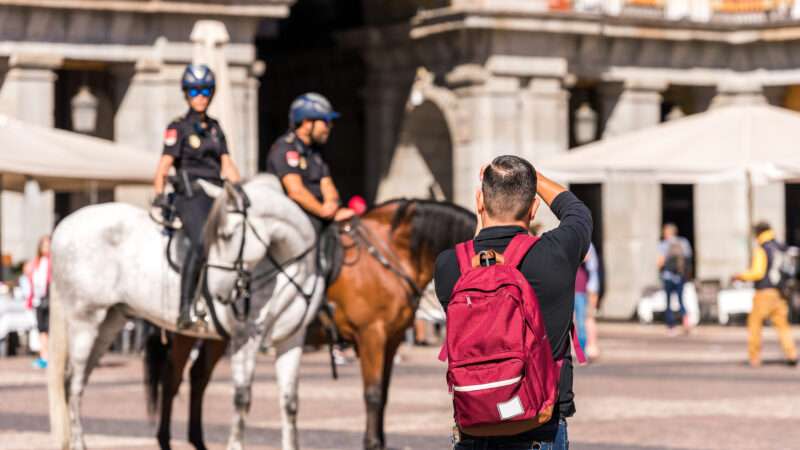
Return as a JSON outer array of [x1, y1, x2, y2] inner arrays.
[[657, 223, 693, 336], [24, 235, 51, 369], [733, 221, 798, 368], [574, 257, 589, 353], [584, 243, 601, 359]]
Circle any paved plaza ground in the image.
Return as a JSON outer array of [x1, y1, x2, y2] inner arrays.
[[0, 322, 798, 450]]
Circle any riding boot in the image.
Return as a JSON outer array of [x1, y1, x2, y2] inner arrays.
[[178, 250, 203, 329]]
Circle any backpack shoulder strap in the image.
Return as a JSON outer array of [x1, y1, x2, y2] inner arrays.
[[502, 234, 540, 267], [455, 240, 476, 275]]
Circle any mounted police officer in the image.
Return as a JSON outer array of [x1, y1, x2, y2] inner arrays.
[[266, 93, 354, 233], [152, 64, 241, 329]]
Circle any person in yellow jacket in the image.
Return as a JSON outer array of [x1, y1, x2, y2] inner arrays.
[[732, 222, 798, 367]]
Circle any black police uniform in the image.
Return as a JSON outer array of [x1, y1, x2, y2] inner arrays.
[[162, 109, 229, 319], [265, 131, 331, 233]]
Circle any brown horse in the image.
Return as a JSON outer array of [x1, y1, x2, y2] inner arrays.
[[145, 198, 476, 450]]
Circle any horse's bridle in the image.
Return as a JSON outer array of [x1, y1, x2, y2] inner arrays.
[[203, 190, 318, 320], [342, 218, 424, 305]]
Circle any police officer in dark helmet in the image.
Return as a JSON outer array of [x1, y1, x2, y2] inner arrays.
[[152, 64, 241, 329], [266, 93, 354, 233]]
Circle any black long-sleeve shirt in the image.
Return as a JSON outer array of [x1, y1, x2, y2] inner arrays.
[[434, 191, 592, 441]]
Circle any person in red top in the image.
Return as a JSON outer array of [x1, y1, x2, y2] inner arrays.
[[24, 235, 51, 369]]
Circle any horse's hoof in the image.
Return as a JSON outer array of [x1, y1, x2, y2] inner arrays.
[[226, 441, 244, 450], [157, 436, 172, 450], [363, 439, 384, 450]]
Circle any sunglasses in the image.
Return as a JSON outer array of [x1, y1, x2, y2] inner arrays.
[[188, 88, 213, 98]]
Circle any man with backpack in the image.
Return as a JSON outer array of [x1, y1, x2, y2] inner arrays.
[[732, 221, 798, 368], [656, 223, 693, 335], [434, 155, 592, 450]]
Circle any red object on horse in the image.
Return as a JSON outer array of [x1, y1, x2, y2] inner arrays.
[[348, 195, 367, 215], [440, 234, 561, 435]]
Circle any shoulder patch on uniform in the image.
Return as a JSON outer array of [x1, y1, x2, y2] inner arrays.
[[164, 128, 178, 146], [286, 150, 300, 168]]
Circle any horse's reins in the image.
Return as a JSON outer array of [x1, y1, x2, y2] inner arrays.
[[203, 189, 320, 322], [342, 219, 424, 305]]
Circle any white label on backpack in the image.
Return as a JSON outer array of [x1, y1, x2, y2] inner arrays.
[[497, 395, 524, 420]]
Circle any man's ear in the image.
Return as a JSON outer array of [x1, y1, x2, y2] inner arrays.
[[529, 196, 541, 222], [479, 164, 488, 182], [475, 188, 485, 215]]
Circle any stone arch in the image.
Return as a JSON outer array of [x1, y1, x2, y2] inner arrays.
[[377, 73, 462, 203], [377, 99, 455, 201]]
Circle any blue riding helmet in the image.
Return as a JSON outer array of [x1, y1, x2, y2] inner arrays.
[[289, 93, 340, 128], [181, 64, 216, 94]]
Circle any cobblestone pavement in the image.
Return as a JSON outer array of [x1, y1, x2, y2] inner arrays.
[[0, 323, 798, 450]]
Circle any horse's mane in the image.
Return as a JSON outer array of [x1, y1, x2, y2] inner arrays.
[[374, 198, 477, 269], [203, 183, 238, 255]]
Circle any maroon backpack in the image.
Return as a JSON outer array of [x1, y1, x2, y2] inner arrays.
[[439, 234, 585, 436]]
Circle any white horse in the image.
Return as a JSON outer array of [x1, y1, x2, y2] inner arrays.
[[47, 175, 324, 450]]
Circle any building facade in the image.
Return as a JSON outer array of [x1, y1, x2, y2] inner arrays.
[[348, 0, 800, 317], [0, 0, 290, 262], [2, 0, 799, 317]]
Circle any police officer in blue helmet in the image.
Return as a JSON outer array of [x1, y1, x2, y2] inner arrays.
[[152, 64, 241, 329], [266, 93, 354, 233]]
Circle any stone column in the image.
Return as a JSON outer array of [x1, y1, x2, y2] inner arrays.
[[694, 180, 750, 282], [520, 77, 569, 163], [693, 80, 775, 282], [709, 80, 767, 108], [599, 80, 665, 138], [0, 54, 60, 262], [447, 66, 519, 209], [601, 181, 662, 318], [520, 76, 569, 231], [597, 80, 664, 318], [113, 59, 185, 209], [234, 62, 263, 178], [113, 59, 172, 153]]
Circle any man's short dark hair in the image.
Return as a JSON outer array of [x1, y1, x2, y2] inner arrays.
[[482, 155, 537, 221], [753, 221, 771, 236]]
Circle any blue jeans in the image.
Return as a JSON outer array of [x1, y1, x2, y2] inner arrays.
[[574, 293, 588, 351], [663, 279, 686, 328], [454, 419, 569, 450]]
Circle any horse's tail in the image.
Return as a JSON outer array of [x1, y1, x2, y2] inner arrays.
[[47, 280, 70, 449], [143, 327, 169, 420]]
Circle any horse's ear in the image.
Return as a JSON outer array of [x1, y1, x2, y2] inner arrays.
[[197, 179, 223, 199]]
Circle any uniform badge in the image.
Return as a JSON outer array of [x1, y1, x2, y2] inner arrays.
[[299, 157, 308, 170], [164, 128, 178, 146], [189, 134, 201, 149], [286, 150, 300, 168]]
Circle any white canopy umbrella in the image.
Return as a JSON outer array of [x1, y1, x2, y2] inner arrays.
[[0, 114, 156, 277], [0, 114, 157, 191], [540, 104, 800, 186], [540, 104, 800, 230]]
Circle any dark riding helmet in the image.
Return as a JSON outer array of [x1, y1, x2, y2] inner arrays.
[[289, 92, 340, 129], [181, 64, 216, 93]]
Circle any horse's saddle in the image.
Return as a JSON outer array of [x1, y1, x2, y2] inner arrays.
[[318, 223, 344, 285]]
